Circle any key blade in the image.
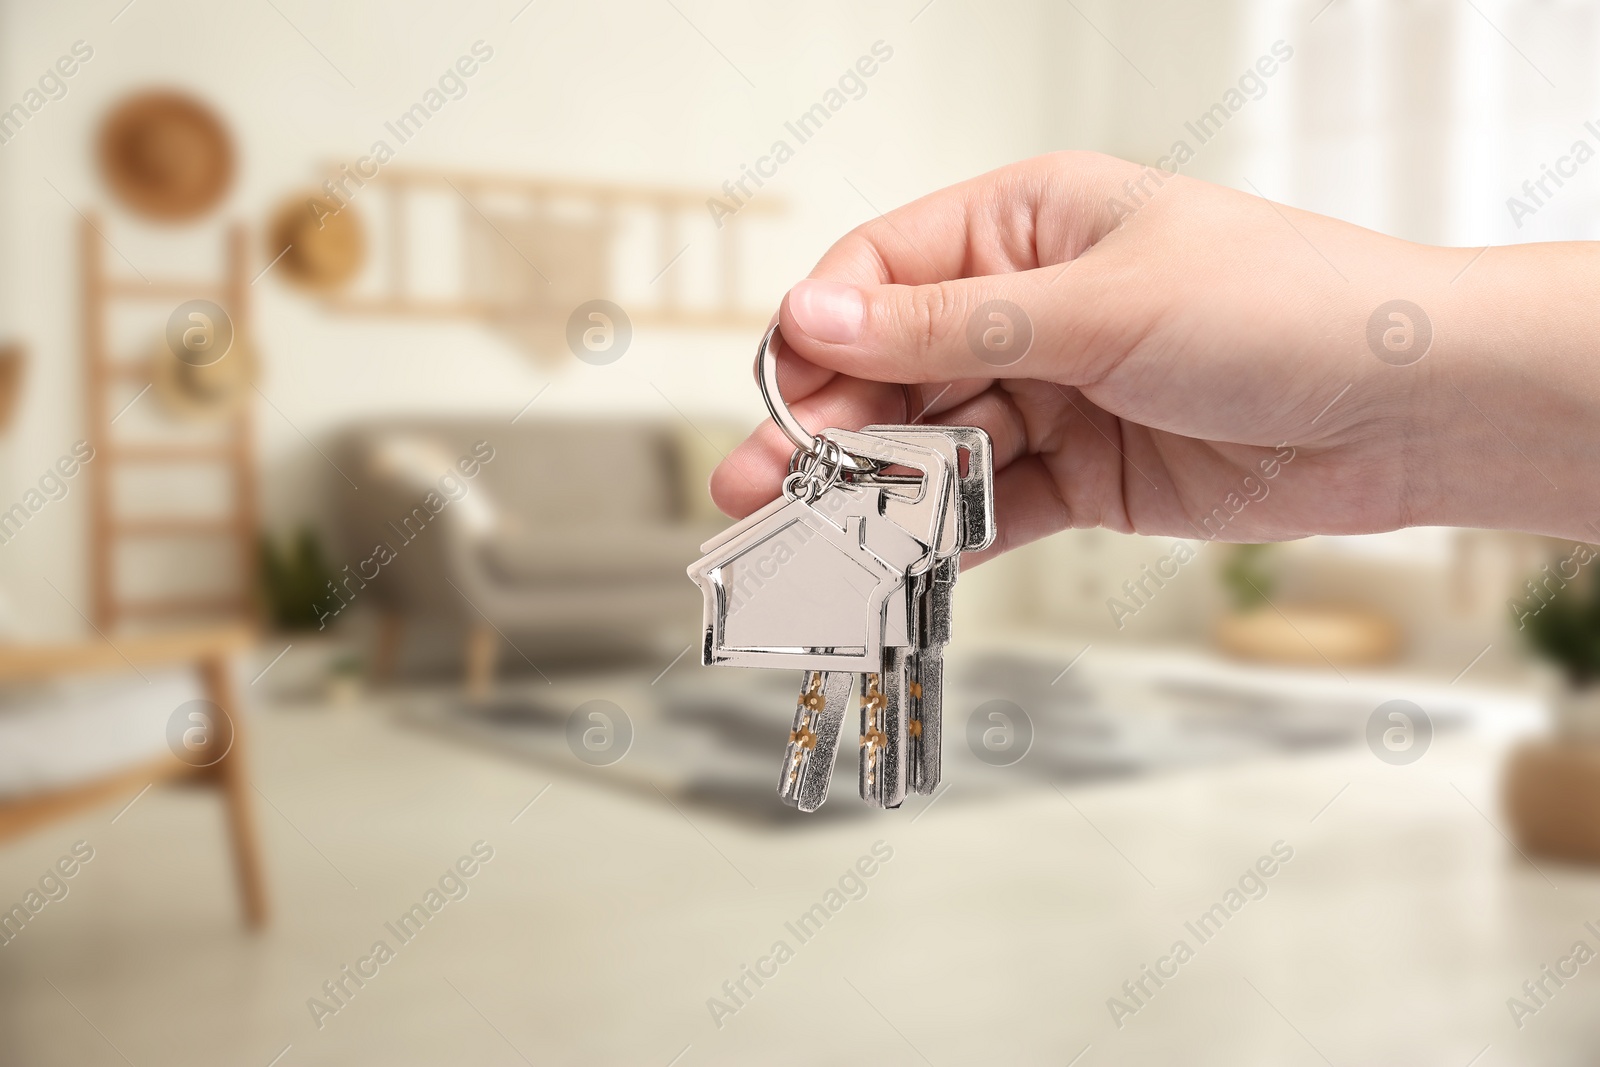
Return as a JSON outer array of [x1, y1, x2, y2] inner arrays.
[[908, 648, 944, 794]]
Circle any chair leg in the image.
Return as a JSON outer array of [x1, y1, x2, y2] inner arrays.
[[465, 621, 498, 699], [372, 612, 405, 684], [199, 652, 269, 929]]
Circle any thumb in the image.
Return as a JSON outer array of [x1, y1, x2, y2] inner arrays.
[[777, 267, 1105, 386]]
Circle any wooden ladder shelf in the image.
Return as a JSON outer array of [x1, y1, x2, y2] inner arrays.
[[81, 216, 258, 630]]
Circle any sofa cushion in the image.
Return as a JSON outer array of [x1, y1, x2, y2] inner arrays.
[[479, 421, 681, 523]]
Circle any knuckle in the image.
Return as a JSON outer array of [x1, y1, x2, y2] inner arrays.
[[835, 225, 882, 265], [1040, 148, 1115, 177], [905, 283, 952, 358], [1042, 148, 1100, 169]]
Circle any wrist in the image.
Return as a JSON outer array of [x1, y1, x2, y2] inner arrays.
[[1412, 242, 1600, 539]]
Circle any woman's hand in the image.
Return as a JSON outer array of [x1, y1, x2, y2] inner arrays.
[[710, 151, 1600, 555]]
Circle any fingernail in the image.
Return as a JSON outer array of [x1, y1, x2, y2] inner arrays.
[[786, 279, 864, 344]]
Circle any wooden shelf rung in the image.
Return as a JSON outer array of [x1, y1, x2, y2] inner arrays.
[[104, 280, 228, 301], [357, 164, 787, 214], [107, 361, 153, 381], [113, 443, 233, 463], [113, 595, 245, 619], [325, 295, 497, 318], [113, 517, 238, 538]]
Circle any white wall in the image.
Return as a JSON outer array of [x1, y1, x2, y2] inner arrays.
[[0, 0, 1063, 635]]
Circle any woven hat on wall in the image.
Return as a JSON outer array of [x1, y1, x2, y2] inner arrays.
[[0, 343, 24, 436], [150, 332, 258, 422], [98, 91, 235, 222], [266, 191, 365, 291]]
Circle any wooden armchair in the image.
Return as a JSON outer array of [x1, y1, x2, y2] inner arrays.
[[0, 626, 267, 928]]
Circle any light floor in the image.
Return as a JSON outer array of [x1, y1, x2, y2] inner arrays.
[[2, 696, 1598, 1066]]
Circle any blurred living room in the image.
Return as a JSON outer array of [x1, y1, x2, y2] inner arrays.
[[4, 0, 1600, 1063]]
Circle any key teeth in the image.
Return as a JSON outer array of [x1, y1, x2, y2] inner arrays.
[[777, 670, 851, 813], [859, 650, 910, 809]]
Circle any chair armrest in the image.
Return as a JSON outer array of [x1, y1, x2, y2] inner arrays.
[[0, 625, 254, 683]]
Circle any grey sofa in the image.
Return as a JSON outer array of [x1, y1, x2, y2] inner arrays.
[[331, 417, 732, 691]]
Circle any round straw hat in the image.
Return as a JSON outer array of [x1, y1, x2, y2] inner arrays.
[[265, 191, 365, 291]]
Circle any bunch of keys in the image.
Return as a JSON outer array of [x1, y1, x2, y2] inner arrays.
[[687, 325, 995, 812]]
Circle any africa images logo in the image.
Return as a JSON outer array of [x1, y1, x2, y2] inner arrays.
[[1366, 299, 1433, 367]]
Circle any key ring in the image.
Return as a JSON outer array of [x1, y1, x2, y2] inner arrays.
[[782, 435, 850, 502], [754, 323, 875, 474]]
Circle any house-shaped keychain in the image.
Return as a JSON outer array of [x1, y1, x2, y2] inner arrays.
[[687, 431, 951, 672]]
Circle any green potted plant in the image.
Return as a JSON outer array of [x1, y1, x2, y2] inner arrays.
[[1505, 545, 1600, 862], [1518, 548, 1600, 736], [259, 527, 336, 632], [1220, 542, 1276, 611], [257, 527, 364, 703]]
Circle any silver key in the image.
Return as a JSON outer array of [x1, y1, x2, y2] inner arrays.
[[861, 425, 995, 796], [857, 424, 995, 553]]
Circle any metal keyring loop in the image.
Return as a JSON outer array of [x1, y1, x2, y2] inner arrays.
[[755, 323, 873, 473], [781, 470, 814, 502], [783, 435, 849, 502]]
